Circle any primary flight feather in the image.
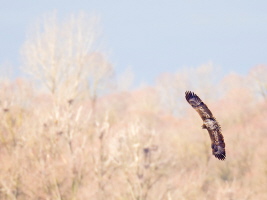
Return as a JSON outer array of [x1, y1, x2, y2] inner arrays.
[[185, 91, 226, 160]]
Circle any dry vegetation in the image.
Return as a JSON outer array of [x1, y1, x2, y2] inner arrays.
[[1, 12, 267, 200]]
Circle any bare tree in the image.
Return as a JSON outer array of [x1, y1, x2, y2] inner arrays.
[[20, 12, 115, 199], [21, 12, 114, 105], [112, 119, 177, 200], [248, 65, 267, 100]]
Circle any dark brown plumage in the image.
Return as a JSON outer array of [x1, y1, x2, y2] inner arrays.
[[185, 91, 226, 160]]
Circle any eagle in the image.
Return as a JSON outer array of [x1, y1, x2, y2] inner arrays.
[[185, 91, 226, 160]]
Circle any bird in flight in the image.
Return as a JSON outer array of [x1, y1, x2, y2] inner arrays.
[[185, 91, 226, 160]]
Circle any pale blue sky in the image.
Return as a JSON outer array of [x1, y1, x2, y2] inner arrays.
[[1, 0, 267, 86]]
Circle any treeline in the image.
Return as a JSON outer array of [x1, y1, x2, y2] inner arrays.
[[0, 12, 267, 199]]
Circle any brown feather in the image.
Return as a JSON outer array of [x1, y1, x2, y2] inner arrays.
[[185, 91, 226, 160]]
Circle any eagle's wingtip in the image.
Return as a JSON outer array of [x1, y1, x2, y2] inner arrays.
[[185, 91, 201, 105], [185, 91, 194, 101], [185, 91, 192, 95], [215, 153, 226, 161]]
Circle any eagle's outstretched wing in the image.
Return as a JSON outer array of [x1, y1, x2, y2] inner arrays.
[[185, 91, 226, 160]]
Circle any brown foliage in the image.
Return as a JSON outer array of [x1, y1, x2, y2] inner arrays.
[[0, 64, 267, 199], [3, 11, 267, 200]]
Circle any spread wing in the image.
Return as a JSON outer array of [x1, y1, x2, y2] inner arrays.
[[185, 91, 213, 120], [185, 91, 226, 160], [208, 128, 226, 160]]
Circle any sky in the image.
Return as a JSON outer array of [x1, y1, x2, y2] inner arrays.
[[1, 0, 267, 86]]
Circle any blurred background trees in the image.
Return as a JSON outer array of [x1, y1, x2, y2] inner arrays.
[[248, 65, 267, 100], [0, 11, 267, 200], [21, 12, 114, 107]]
